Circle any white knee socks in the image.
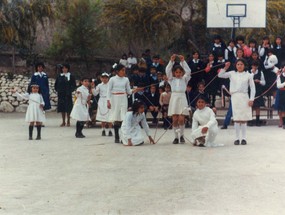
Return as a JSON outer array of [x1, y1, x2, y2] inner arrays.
[[241, 123, 247, 140], [180, 124, 185, 136], [173, 127, 178, 138], [235, 122, 247, 140], [234, 122, 240, 140]]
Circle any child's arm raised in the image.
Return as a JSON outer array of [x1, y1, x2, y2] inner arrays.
[[165, 54, 176, 80]]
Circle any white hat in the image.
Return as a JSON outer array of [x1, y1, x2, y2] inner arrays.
[[101, 72, 110, 77]]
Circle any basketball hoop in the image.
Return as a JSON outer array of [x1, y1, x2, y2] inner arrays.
[[226, 4, 247, 28]]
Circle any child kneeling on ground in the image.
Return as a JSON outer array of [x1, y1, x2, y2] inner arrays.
[[190, 96, 223, 147], [121, 101, 155, 146]]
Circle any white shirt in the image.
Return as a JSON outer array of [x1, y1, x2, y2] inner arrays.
[[165, 60, 191, 92], [107, 75, 132, 100], [76, 85, 89, 105], [277, 73, 285, 89], [119, 59, 128, 67], [60, 72, 71, 81], [218, 69, 256, 100], [192, 107, 217, 130], [258, 44, 273, 58], [92, 83, 108, 98], [264, 54, 278, 69], [121, 112, 150, 139], [127, 57, 137, 68], [224, 46, 237, 60]]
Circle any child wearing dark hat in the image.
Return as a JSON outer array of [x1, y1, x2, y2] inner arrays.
[[13, 84, 45, 140], [30, 62, 51, 111], [54, 63, 76, 127]]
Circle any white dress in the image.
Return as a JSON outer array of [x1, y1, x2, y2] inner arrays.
[[16, 92, 46, 123], [191, 107, 219, 147], [165, 60, 191, 116], [92, 83, 110, 122], [121, 112, 151, 146], [218, 69, 256, 121], [107, 75, 132, 122], [70, 85, 91, 121]]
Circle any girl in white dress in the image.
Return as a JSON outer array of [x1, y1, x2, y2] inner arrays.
[[91, 72, 113, 137], [218, 59, 256, 145], [165, 54, 191, 144], [107, 64, 140, 143], [13, 84, 45, 140], [121, 101, 155, 146], [191, 96, 222, 147], [70, 77, 91, 138]]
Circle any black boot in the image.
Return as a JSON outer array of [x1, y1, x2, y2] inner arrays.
[[29, 125, 33, 140], [79, 121, 86, 138], [114, 122, 121, 143], [36, 125, 41, 140], [163, 118, 167, 130], [75, 121, 85, 138], [283, 117, 285, 129], [256, 115, 261, 126], [75, 121, 80, 137]]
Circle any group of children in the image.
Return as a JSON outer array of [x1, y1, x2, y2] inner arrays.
[[12, 33, 285, 146], [12, 54, 258, 148]]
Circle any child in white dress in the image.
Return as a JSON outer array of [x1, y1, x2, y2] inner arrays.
[[166, 54, 191, 144], [70, 77, 91, 138], [218, 59, 256, 145], [190, 96, 222, 147], [121, 101, 155, 146], [91, 72, 113, 136], [13, 83, 45, 140]]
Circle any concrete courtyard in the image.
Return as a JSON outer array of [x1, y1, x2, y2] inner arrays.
[[0, 112, 285, 215]]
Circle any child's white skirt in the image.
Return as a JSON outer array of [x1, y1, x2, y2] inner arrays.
[[168, 92, 189, 116], [109, 94, 128, 122], [231, 92, 252, 121], [25, 104, 46, 123], [70, 103, 90, 121], [121, 124, 144, 146], [96, 97, 110, 122]]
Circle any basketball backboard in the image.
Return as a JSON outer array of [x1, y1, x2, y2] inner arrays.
[[207, 0, 266, 28]]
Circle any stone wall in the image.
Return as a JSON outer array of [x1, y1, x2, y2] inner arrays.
[[0, 72, 58, 113]]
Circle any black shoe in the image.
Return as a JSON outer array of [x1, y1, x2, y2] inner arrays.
[[234, 140, 240, 145], [115, 139, 120, 143], [102, 130, 106, 136], [221, 125, 227, 129], [241, 139, 247, 145], [36, 126, 41, 140], [76, 134, 85, 138], [29, 137, 33, 140], [180, 136, 185, 143], [283, 125, 285, 129], [172, 138, 179, 144], [108, 131, 113, 136]]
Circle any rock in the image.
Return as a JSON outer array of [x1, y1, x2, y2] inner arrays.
[[50, 93, 57, 98], [0, 101, 14, 112], [12, 101, 19, 106], [8, 96, 15, 101], [15, 104, 28, 113], [1, 92, 6, 97]]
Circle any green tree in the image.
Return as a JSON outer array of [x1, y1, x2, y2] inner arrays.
[[0, 0, 53, 71], [49, 0, 103, 71]]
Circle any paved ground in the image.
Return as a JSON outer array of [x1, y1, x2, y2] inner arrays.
[[0, 112, 285, 215]]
